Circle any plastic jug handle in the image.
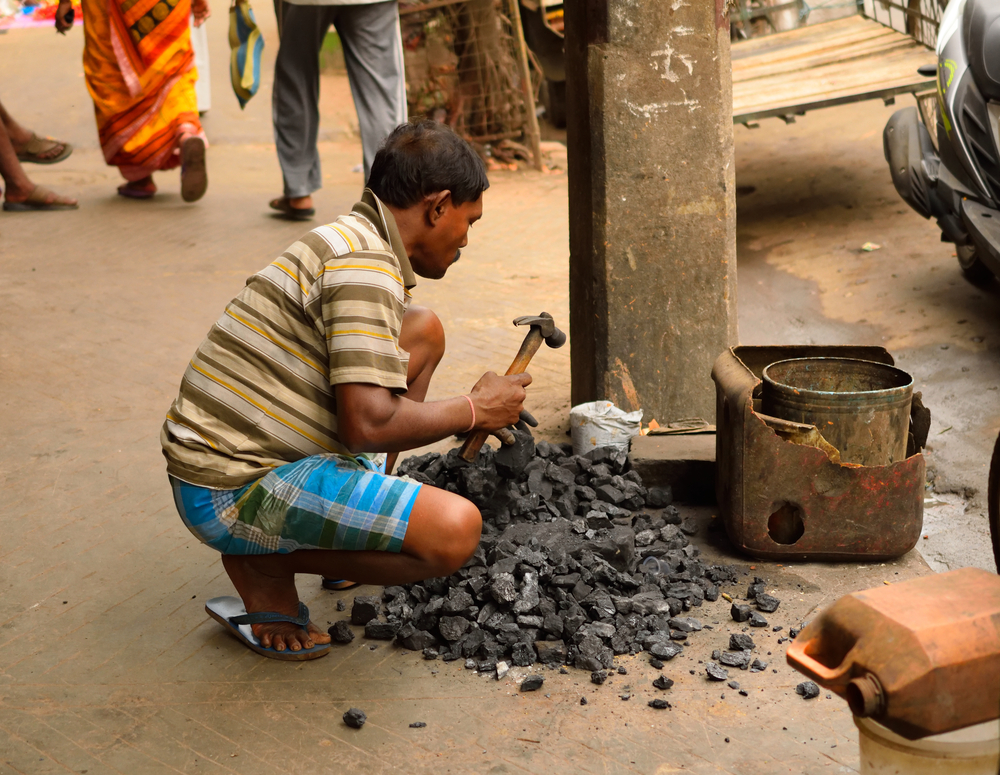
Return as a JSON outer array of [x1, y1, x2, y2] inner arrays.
[[786, 637, 853, 686]]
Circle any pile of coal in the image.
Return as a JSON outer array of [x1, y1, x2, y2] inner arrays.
[[341, 433, 745, 673]]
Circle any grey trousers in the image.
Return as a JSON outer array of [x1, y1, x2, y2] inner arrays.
[[272, 0, 406, 198]]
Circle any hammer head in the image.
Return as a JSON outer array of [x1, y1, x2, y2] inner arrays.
[[513, 312, 567, 348]]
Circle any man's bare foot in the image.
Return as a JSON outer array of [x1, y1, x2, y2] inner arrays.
[[118, 177, 157, 199], [222, 554, 332, 653]]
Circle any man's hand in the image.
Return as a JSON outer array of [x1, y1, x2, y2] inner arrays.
[[192, 0, 210, 26], [468, 371, 532, 431], [55, 0, 74, 33]]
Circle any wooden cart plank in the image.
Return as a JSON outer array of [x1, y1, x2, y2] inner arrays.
[[732, 14, 935, 124]]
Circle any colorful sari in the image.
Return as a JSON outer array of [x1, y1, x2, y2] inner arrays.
[[82, 0, 205, 180]]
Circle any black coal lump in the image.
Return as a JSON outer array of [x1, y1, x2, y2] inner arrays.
[[796, 681, 820, 700], [591, 670, 608, 685], [652, 676, 674, 690], [520, 675, 544, 692], [731, 603, 752, 623], [729, 633, 755, 651], [343, 708, 367, 729], [351, 596, 381, 625], [706, 663, 728, 681], [755, 593, 781, 613], [328, 620, 355, 644], [409, 721, 427, 728], [749, 612, 769, 628], [648, 698, 671, 709]]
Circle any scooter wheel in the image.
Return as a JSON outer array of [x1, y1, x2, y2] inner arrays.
[[957, 244, 994, 285], [989, 429, 1000, 573]]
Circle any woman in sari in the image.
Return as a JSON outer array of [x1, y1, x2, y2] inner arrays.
[[56, 0, 210, 201]]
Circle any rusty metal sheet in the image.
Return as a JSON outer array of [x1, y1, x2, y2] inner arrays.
[[713, 345, 925, 561]]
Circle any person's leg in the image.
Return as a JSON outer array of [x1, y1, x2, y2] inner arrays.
[[222, 484, 481, 652], [335, 1, 407, 181], [0, 103, 77, 207], [0, 99, 69, 162], [271, 0, 332, 210]]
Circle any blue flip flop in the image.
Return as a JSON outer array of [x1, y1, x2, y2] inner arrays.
[[204, 595, 331, 661]]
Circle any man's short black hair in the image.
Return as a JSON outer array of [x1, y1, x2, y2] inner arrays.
[[368, 121, 489, 209]]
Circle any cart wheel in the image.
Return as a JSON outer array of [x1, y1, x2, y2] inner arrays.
[[957, 244, 994, 285], [990, 429, 1000, 573]]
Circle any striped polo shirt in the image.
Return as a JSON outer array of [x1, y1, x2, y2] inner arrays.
[[161, 189, 416, 489]]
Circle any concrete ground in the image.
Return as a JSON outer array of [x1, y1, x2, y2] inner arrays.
[[0, 8, 997, 774]]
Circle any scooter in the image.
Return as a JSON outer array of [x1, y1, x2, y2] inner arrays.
[[883, 0, 1000, 284]]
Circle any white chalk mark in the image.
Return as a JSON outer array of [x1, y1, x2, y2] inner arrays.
[[624, 98, 702, 118], [651, 43, 695, 82], [673, 25, 694, 35]]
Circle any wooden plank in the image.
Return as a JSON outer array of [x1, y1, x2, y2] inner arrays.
[[732, 14, 935, 123]]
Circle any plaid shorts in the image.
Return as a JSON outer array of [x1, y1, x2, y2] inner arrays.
[[170, 453, 422, 555]]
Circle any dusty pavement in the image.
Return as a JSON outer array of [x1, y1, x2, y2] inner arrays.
[[0, 9, 997, 774]]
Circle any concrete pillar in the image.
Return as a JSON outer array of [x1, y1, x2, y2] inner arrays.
[[565, 0, 738, 423]]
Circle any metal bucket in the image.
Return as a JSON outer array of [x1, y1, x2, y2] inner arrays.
[[761, 357, 914, 466]]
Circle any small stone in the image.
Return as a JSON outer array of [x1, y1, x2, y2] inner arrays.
[[749, 612, 769, 628], [731, 604, 751, 623], [727, 680, 740, 690], [620, 694, 630, 701], [422, 648, 439, 660], [649, 658, 664, 669], [409, 721, 427, 728], [617, 666, 628, 675], [351, 596, 381, 625], [343, 708, 367, 729], [652, 676, 674, 691], [364, 619, 400, 640], [750, 659, 768, 673], [706, 663, 728, 681], [729, 633, 755, 651], [336, 599, 346, 611], [648, 698, 670, 709], [591, 670, 608, 685], [796, 681, 820, 699], [520, 675, 544, 692], [464, 659, 477, 670], [496, 661, 510, 680], [668, 616, 703, 633], [580, 696, 588, 706], [328, 620, 354, 644], [755, 593, 780, 613], [649, 642, 683, 661]]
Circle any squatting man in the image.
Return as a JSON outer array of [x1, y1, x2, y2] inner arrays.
[[161, 122, 530, 658]]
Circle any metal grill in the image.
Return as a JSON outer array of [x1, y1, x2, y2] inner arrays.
[[399, 0, 541, 166], [861, 0, 945, 48]]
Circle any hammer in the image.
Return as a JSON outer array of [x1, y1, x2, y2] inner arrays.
[[459, 312, 567, 462]]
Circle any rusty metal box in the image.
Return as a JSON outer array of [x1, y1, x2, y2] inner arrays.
[[712, 345, 924, 561]]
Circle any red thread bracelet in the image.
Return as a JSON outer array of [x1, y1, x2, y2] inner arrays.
[[463, 395, 476, 433]]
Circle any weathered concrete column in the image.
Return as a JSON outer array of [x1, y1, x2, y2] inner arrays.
[[565, 0, 737, 422]]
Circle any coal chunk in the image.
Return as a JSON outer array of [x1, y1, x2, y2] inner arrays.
[[438, 615, 471, 642], [649, 642, 683, 661], [351, 596, 381, 625], [495, 429, 535, 478], [731, 603, 752, 623], [652, 676, 674, 691], [648, 698, 671, 709], [409, 721, 427, 728], [729, 633, 755, 651], [755, 593, 781, 613], [796, 681, 820, 699], [520, 675, 544, 692], [749, 612, 769, 628], [705, 663, 729, 681], [364, 619, 401, 640], [328, 620, 355, 644], [343, 708, 367, 729], [591, 670, 608, 685]]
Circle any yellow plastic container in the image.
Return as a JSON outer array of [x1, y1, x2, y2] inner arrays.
[[856, 716, 1000, 774]]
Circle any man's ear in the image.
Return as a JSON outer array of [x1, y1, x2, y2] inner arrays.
[[426, 190, 453, 225]]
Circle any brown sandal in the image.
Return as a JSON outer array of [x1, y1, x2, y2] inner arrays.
[[3, 185, 78, 211], [16, 133, 73, 165]]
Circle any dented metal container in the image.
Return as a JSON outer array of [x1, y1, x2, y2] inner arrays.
[[712, 346, 925, 560]]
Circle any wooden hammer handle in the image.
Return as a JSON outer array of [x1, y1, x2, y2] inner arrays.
[[459, 328, 544, 461]]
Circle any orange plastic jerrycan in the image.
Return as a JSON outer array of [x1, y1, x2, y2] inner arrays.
[[787, 567, 1000, 740]]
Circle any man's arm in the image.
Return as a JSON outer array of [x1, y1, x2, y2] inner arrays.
[[335, 371, 531, 454]]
